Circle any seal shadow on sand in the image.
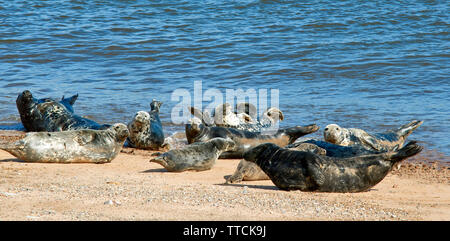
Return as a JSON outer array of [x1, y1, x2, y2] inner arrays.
[[141, 168, 169, 173], [0, 158, 25, 163], [216, 182, 280, 191]]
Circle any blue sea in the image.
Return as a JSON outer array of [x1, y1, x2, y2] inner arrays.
[[0, 0, 448, 160]]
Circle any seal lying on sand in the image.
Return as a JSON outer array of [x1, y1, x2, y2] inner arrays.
[[149, 138, 236, 172], [0, 123, 129, 163], [225, 143, 326, 184], [225, 140, 384, 184], [188, 103, 284, 132], [127, 99, 165, 150], [323, 120, 423, 152], [243, 141, 422, 192], [185, 122, 319, 158], [16, 90, 110, 132]]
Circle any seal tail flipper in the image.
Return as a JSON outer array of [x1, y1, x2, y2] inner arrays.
[[388, 141, 423, 163], [149, 155, 167, 167], [283, 124, 320, 143], [0, 141, 26, 159], [188, 106, 214, 126], [396, 120, 423, 138]]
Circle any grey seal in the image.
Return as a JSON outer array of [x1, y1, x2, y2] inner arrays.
[[226, 142, 326, 184], [0, 123, 129, 163], [188, 103, 284, 132], [243, 141, 422, 193], [185, 122, 319, 158], [323, 120, 423, 152], [149, 138, 236, 172], [127, 99, 165, 150], [16, 90, 110, 132]]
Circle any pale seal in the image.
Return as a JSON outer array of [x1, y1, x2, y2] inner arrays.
[[188, 103, 284, 132], [149, 138, 236, 172], [0, 123, 129, 163], [243, 141, 422, 192], [185, 122, 319, 158], [126, 99, 165, 150], [225, 142, 326, 184], [16, 90, 110, 132], [323, 120, 423, 152]]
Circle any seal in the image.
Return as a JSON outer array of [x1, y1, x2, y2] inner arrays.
[[185, 122, 319, 158], [149, 138, 236, 172], [0, 123, 129, 163], [188, 103, 284, 132], [225, 142, 326, 184], [60, 94, 79, 113], [126, 99, 165, 150], [323, 120, 423, 152], [16, 90, 110, 132], [243, 141, 422, 192]]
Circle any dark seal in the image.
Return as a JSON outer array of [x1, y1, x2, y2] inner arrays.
[[149, 138, 236, 172], [0, 123, 129, 163], [127, 99, 165, 150], [16, 90, 110, 132], [225, 142, 326, 184], [185, 122, 319, 158], [243, 141, 422, 193]]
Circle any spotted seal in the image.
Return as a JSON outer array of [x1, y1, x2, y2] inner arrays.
[[0, 123, 129, 163], [149, 138, 236, 172], [126, 99, 165, 150], [188, 103, 284, 132], [323, 120, 423, 152], [185, 122, 319, 158], [242, 141, 422, 192], [226, 142, 326, 184], [16, 90, 110, 132]]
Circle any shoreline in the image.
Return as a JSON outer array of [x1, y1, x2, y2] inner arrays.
[[0, 130, 449, 221]]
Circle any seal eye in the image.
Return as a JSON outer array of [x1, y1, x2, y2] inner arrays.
[[336, 128, 339, 130], [325, 128, 328, 131]]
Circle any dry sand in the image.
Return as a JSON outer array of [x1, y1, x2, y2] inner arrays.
[[0, 130, 449, 221]]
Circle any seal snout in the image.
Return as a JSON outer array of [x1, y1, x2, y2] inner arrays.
[[323, 124, 341, 144], [112, 123, 129, 140]]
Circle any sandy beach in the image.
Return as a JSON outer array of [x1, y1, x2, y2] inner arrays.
[[0, 130, 448, 221]]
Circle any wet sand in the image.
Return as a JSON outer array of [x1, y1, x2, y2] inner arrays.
[[0, 130, 449, 221]]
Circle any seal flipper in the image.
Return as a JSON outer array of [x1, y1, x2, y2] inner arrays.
[[283, 124, 319, 143], [225, 161, 246, 184], [396, 120, 423, 138], [188, 106, 214, 126], [307, 158, 326, 187], [73, 132, 97, 146], [61, 94, 78, 106], [388, 141, 422, 163], [359, 135, 383, 151], [60, 94, 78, 113], [0, 140, 26, 159]]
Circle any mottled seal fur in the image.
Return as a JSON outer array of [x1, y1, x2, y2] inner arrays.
[[185, 122, 319, 158], [226, 143, 326, 184], [16, 90, 110, 132], [188, 103, 284, 132], [149, 138, 236, 172], [323, 120, 423, 152], [127, 99, 165, 150], [243, 141, 422, 193], [0, 123, 129, 163]]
